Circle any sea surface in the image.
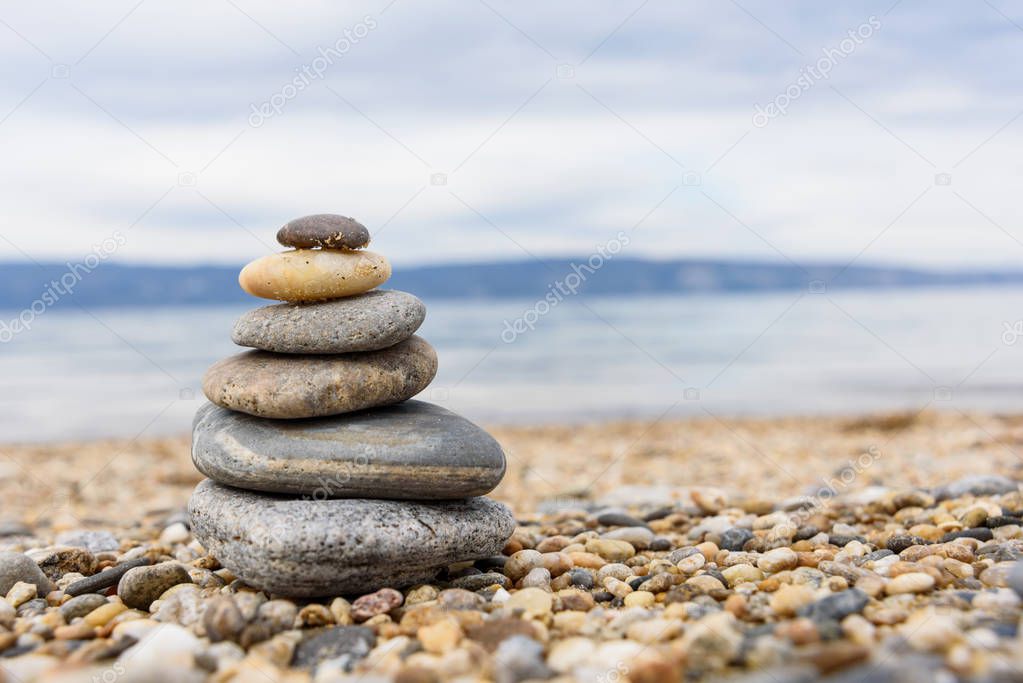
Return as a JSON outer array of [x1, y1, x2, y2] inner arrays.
[[3, 286, 1023, 443]]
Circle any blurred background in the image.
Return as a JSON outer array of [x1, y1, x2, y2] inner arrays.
[[1, 0, 1021, 442]]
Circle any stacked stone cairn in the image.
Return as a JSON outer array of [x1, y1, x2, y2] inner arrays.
[[187, 214, 514, 597]]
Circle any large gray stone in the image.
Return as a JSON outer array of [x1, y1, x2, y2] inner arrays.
[[192, 401, 505, 500], [0, 551, 55, 596], [202, 336, 437, 419], [188, 480, 515, 597], [231, 290, 426, 354]]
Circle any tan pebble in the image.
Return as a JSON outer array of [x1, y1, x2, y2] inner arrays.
[[418, 619, 462, 654], [827, 576, 848, 592], [567, 552, 605, 569], [721, 563, 764, 587], [757, 547, 798, 573], [769, 583, 815, 616], [504, 549, 543, 581], [556, 589, 594, 612], [676, 553, 706, 574], [776, 617, 819, 645], [623, 591, 655, 608], [695, 542, 718, 561], [239, 249, 391, 302], [942, 558, 974, 579], [536, 536, 571, 553], [83, 602, 127, 627], [724, 593, 747, 618], [638, 573, 674, 594], [603, 577, 633, 598], [540, 552, 573, 577], [505, 587, 553, 616], [551, 610, 587, 633], [855, 575, 886, 598], [902, 610, 960, 651], [886, 572, 935, 595], [685, 574, 725, 592], [627, 617, 683, 644], [584, 539, 635, 562], [297, 603, 334, 627], [547, 637, 596, 672], [54, 622, 96, 640], [6, 581, 35, 607], [865, 605, 908, 625], [550, 573, 573, 591], [841, 614, 875, 647], [329, 597, 354, 624]]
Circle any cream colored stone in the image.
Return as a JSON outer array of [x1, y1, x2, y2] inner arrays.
[[886, 572, 935, 595], [239, 249, 391, 302]]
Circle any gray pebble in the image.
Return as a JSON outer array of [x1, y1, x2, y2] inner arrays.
[[719, 528, 754, 551], [291, 626, 375, 672], [60, 593, 108, 621], [450, 572, 511, 591], [117, 562, 193, 610], [54, 530, 119, 553], [797, 588, 869, 622], [0, 551, 55, 596], [232, 290, 426, 354]]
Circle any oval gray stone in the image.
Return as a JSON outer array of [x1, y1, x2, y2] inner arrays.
[[188, 480, 515, 597], [202, 335, 437, 419], [277, 214, 370, 250], [192, 401, 506, 499], [231, 290, 426, 354]]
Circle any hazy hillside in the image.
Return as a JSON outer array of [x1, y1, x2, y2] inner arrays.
[[1, 258, 1021, 308]]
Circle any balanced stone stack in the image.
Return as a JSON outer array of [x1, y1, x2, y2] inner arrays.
[[187, 214, 514, 597]]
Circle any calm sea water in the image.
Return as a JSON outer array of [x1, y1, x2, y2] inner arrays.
[[3, 286, 1023, 443]]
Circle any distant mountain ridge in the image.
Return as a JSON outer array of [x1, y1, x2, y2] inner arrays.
[[1, 258, 1022, 308]]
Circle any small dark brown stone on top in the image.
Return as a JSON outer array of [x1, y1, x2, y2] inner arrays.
[[277, 214, 370, 250]]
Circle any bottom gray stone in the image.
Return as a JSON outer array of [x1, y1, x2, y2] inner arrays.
[[188, 480, 515, 597]]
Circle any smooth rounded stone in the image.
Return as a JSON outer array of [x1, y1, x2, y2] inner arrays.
[[231, 290, 426, 354], [292, 626, 375, 671], [203, 336, 437, 419], [117, 562, 193, 610], [0, 551, 55, 596], [719, 527, 755, 551], [188, 480, 516, 597], [239, 249, 390, 302], [60, 593, 109, 621], [192, 400, 504, 499], [277, 214, 370, 250]]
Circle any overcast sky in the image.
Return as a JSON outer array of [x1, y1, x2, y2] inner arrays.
[[0, 0, 1021, 268]]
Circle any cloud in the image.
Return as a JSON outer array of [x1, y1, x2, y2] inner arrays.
[[0, 0, 1021, 268]]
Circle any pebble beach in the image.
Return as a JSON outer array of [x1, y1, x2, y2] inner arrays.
[[1, 408, 1023, 681]]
